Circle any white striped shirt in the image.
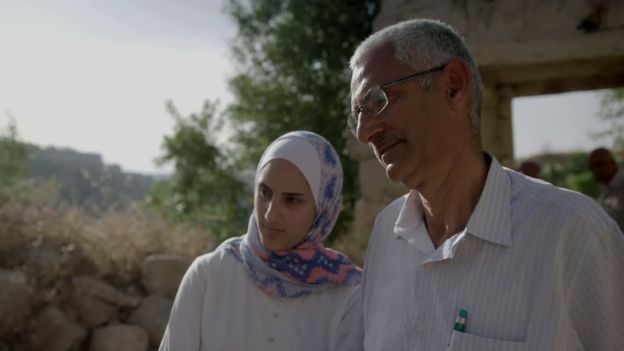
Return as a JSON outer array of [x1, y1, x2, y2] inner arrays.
[[337, 156, 624, 350]]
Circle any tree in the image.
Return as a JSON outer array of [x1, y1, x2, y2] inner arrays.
[[540, 152, 599, 198], [0, 115, 29, 203], [596, 88, 624, 149], [147, 100, 251, 241], [225, 0, 380, 238], [0, 116, 65, 206], [0, 115, 28, 186]]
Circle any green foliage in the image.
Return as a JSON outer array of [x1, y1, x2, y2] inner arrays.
[[147, 100, 251, 242], [225, 0, 380, 240], [595, 88, 624, 149], [0, 116, 28, 185], [540, 152, 599, 198], [0, 116, 29, 203], [562, 171, 598, 199]]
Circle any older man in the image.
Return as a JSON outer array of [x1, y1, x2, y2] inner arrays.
[[589, 147, 624, 231], [338, 19, 624, 350]]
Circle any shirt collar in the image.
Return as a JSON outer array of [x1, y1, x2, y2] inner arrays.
[[465, 154, 513, 247], [392, 153, 513, 248], [394, 191, 436, 253], [394, 191, 423, 235]]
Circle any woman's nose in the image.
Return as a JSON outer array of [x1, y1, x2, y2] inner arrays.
[[264, 200, 282, 222]]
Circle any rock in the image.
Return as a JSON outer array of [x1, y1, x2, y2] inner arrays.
[[0, 269, 31, 337], [89, 324, 148, 351], [128, 294, 173, 347], [141, 255, 192, 299], [25, 248, 65, 287], [73, 276, 141, 307], [28, 307, 86, 351], [65, 291, 118, 329]]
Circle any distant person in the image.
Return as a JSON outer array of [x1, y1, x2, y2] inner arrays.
[[160, 131, 361, 351], [519, 159, 541, 179], [589, 147, 624, 231], [337, 18, 624, 350]]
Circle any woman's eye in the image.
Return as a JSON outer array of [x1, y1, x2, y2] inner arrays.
[[286, 196, 303, 205], [259, 186, 271, 198]]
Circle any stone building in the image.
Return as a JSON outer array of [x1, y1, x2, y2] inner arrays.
[[347, 0, 624, 249]]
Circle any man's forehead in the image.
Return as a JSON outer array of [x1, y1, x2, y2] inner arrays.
[[352, 44, 394, 78], [350, 43, 409, 99], [351, 54, 384, 100], [350, 64, 368, 100]]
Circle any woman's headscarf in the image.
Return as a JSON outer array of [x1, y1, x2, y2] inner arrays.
[[222, 131, 362, 298]]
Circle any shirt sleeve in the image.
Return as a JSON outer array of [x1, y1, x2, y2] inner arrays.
[[567, 223, 624, 350], [159, 255, 212, 351], [330, 280, 364, 351]]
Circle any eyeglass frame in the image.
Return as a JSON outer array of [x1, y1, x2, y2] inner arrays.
[[348, 63, 448, 134]]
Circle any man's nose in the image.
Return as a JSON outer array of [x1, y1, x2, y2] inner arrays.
[[356, 110, 384, 143]]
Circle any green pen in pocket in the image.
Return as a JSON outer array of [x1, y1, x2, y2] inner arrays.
[[453, 309, 468, 332]]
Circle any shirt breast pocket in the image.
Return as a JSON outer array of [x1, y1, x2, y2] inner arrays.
[[446, 330, 528, 351]]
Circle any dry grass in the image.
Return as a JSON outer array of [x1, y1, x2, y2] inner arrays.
[[0, 194, 215, 285], [0, 187, 215, 349]]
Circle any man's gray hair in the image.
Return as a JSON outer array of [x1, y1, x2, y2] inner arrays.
[[350, 18, 484, 135]]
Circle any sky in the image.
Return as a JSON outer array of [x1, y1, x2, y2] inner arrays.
[[0, 1, 615, 174], [513, 90, 611, 159]]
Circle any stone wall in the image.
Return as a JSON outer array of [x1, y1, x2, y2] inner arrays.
[[376, 0, 624, 67], [0, 250, 193, 351]]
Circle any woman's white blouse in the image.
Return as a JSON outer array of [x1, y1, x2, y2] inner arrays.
[[159, 247, 356, 351]]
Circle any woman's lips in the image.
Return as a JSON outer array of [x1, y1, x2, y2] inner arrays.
[[265, 227, 285, 238]]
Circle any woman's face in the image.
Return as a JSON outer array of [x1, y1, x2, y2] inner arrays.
[[254, 158, 317, 251]]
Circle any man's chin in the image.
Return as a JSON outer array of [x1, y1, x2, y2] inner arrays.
[[386, 163, 419, 189], [384, 163, 403, 183]]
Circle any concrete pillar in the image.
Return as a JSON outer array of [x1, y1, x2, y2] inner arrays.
[[481, 84, 515, 167]]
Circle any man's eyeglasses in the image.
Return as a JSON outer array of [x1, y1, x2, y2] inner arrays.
[[348, 63, 447, 135]]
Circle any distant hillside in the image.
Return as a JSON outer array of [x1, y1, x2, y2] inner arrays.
[[27, 145, 156, 210]]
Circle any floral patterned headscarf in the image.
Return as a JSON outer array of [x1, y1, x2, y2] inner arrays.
[[223, 131, 361, 298]]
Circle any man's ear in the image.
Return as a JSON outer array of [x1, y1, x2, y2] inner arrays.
[[443, 58, 472, 107]]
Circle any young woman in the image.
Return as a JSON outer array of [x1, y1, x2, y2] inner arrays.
[[159, 131, 362, 351]]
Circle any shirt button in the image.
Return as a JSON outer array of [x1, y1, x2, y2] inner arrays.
[[415, 322, 425, 333], [272, 312, 279, 318], [267, 337, 275, 343]]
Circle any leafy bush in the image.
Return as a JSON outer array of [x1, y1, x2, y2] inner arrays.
[[0, 116, 29, 203], [146, 101, 251, 242]]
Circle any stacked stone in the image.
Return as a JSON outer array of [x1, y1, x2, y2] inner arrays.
[[0, 254, 193, 351]]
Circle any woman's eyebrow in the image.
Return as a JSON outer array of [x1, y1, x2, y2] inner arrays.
[[282, 192, 306, 197], [259, 183, 305, 197], [258, 182, 272, 190]]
